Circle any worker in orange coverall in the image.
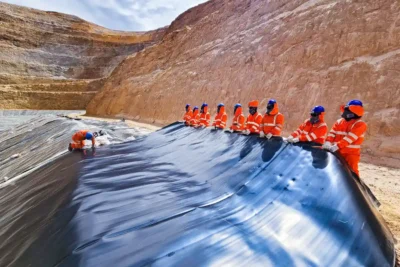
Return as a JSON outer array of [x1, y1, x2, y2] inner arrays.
[[228, 103, 245, 132], [243, 100, 263, 135], [198, 103, 211, 127], [322, 100, 367, 176], [68, 130, 97, 151], [183, 104, 193, 126], [189, 106, 200, 126], [260, 99, 284, 139], [287, 105, 328, 145], [212, 103, 228, 129]]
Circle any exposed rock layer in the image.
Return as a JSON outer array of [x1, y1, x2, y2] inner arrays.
[[0, 2, 165, 109], [87, 0, 400, 161]]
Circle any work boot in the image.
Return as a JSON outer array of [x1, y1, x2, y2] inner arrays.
[[68, 143, 73, 152]]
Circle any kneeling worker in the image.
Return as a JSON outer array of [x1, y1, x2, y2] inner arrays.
[[212, 103, 228, 129], [287, 105, 327, 144], [322, 100, 367, 176], [183, 104, 193, 126], [243, 100, 262, 135], [228, 103, 245, 132], [260, 99, 284, 139], [198, 103, 211, 127], [68, 130, 104, 151]]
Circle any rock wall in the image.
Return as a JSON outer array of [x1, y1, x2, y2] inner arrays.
[[87, 0, 400, 161], [0, 2, 165, 109]]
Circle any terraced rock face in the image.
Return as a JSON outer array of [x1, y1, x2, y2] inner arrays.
[[87, 0, 400, 161], [0, 2, 165, 109]]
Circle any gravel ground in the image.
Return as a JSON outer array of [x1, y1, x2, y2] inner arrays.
[[360, 163, 400, 263]]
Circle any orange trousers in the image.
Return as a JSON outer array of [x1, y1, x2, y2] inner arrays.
[[71, 136, 85, 149], [340, 153, 361, 176]]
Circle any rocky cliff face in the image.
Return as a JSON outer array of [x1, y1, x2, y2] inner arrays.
[[87, 0, 400, 161], [0, 2, 165, 109]]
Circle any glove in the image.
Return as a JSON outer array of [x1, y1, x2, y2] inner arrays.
[[329, 144, 339, 153], [292, 137, 300, 143], [266, 133, 273, 139], [260, 131, 265, 138], [242, 129, 250, 135], [322, 142, 332, 150], [287, 136, 294, 143]]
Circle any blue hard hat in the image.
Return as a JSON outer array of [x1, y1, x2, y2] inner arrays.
[[312, 105, 325, 113], [185, 104, 190, 109], [234, 103, 242, 108], [201, 103, 208, 108], [85, 132, 93, 140], [268, 99, 277, 105], [217, 103, 224, 107], [193, 106, 199, 110], [347, 99, 363, 107]]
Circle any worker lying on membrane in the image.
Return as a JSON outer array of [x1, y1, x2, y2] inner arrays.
[[68, 130, 105, 151]]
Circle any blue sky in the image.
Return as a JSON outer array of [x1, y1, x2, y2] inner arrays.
[[2, 0, 208, 31]]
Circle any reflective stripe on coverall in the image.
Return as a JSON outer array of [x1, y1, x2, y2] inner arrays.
[[230, 106, 245, 131], [71, 130, 95, 149], [212, 106, 228, 129], [291, 119, 327, 145], [326, 118, 367, 176]]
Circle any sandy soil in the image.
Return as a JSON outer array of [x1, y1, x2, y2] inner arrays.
[[360, 163, 400, 260], [67, 112, 161, 132]]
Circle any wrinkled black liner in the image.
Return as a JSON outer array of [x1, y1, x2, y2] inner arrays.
[[0, 122, 395, 267]]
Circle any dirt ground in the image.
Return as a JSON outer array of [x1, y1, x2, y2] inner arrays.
[[360, 163, 400, 260], [66, 113, 161, 132]]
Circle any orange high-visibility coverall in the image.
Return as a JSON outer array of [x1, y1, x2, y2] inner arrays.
[[71, 130, 95, 149], [326, 118, 367, 176], [183, 108, 193, 125], [261, 103, 284, 136], [212, 106, 228, 129], [198, 105, 211, 127], [230, 106, 245, 131], [190, 109, 200, 126], [245, 100, 262, 134], [291, 119, 328, 145]]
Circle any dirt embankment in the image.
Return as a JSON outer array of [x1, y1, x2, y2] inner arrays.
[[86, 0, 400, 165], [0, 2, 166, 109]]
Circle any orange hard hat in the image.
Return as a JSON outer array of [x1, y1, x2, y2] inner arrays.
[[248, 100, 259, 107], [341, 100, 365, 117]]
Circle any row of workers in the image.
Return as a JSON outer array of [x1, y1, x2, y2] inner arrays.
[[183, 99, 367, 176]]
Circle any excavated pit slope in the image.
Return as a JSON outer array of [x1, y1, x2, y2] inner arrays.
[[0, 2, 165, 109], [0, 123, 395, 266], [87, 0, 400, 162]]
